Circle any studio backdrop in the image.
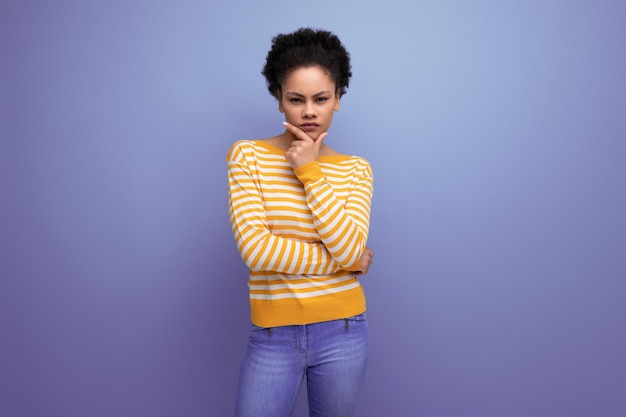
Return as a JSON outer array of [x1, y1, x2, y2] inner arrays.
[[2, 1, 625, 416]]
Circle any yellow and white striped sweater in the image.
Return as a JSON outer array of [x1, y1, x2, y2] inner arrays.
[[226, 140, 374, 327]]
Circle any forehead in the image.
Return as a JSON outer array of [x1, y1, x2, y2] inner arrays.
[[282, 66, 335, 92]]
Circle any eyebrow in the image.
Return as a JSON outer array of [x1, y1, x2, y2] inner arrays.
[[285, 90, 332, 98]]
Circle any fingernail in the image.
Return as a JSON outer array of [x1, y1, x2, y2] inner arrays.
[[282, 122, 288, 126]]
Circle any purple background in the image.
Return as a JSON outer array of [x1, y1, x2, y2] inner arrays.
[[2, 1, 625, 416]]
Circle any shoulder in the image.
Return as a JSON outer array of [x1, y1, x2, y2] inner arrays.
[[346, 155, 373, 176], [226, 139, 283, 162], [226, 140, 288, 171], [226, 140, 255, 161], [321, 144, 368, 163], [325, 153, 371, 169], [320, 154, 373, 180]]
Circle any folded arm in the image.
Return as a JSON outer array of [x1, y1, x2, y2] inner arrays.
[[295, 160, 373, 271], [227, 142, 342, 274]]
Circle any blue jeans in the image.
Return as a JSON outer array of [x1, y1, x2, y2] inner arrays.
[[235, 313, 370, 417]]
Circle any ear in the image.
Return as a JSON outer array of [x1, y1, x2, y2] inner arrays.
[[334, 89, 341, 111]]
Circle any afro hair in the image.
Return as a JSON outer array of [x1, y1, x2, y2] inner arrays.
[[262, 28, 352, 99]]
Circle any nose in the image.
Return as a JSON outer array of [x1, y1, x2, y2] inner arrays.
[[303, 102, 316, 118]]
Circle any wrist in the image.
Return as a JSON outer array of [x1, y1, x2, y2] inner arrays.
[[294, 161, 323, 185]]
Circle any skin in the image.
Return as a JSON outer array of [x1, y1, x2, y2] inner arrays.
[[263, 65, 374, 274], [266, 66, 339, 162]]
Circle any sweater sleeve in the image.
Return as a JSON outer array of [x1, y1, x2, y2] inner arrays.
[[227, 141, 342, 274], [294, 159, 373, 271]]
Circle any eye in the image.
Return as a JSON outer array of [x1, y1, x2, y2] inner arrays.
[[316, 97, 329, 103], [289, 98, 303, 103]]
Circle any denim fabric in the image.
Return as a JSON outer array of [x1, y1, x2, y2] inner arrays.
[[235, 313, 370, 417]]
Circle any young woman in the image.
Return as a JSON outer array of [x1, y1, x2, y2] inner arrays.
[[226, 27, 374, 417]]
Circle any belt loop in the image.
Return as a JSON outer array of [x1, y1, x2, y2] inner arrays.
[[268, 328, 272, 337], [345, 319, 349, 330]]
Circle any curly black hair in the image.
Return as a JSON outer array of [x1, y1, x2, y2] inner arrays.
[[262, 28, 352, 99]]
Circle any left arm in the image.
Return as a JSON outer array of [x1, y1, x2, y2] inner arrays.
[[283, 123, 374, 271], [295, 159, 373, 271]]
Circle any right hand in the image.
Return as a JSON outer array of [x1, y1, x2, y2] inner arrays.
[[283, 122, 327, 169], [355, 246, 374, 275]]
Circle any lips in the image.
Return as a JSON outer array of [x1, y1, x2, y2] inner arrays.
[[300, 123, 319, 131]]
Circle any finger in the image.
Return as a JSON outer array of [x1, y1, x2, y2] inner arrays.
[[315, 131, 328, 145], [283, 121, 314, 142]]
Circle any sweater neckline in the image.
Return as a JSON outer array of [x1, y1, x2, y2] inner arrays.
[[252, 140, 352, 163]]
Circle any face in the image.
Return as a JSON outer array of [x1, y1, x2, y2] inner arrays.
[[278, 66, 340, 140]]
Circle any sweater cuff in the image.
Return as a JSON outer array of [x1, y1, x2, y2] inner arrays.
[[294, 161, 324, 185]]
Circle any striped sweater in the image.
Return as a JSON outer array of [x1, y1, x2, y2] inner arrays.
[[226, 139, 374, 327]]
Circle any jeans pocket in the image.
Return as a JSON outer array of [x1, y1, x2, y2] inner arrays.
[[346, 311, 367, 322], [248, 323, 274, 343], [250, 323, 266, 331], [343, 312, 368, 332]]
